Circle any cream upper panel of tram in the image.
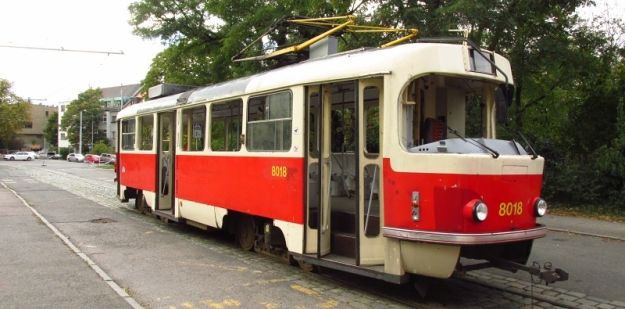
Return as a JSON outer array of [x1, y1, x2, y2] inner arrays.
[[243, 43, 511, 93], [388, 152, 544, 176], [117, 43, 510, 121], [117, 93, 184, 119]]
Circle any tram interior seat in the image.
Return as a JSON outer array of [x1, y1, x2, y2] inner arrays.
[[422, 117, 447, 144]]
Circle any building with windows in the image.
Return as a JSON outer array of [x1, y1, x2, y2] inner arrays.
[[10, 103, 57, 152], [100, 84, 143, 143], [57, 84, 143, 153], [57, 101, 71, 151]]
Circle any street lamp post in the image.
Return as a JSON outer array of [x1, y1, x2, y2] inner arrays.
[[79, 111, 83, 155]]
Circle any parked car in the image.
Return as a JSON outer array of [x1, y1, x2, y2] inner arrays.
[[67, 153, 85, 162], [3, 151, 37, 161], [84, 154, 100, 164], [49, 154, 61, 160], [99, 153, 116, 165], [27, 151, 40, 159]]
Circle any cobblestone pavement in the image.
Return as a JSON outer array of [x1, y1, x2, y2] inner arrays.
[[2, 161, 624, 309]]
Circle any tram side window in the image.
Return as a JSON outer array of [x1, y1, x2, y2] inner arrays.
[[211, 99, 243, 151], [247, 91, 292, 152], [181, 106, 207, 152], [364, 86, 380, 155], [138, 115, 153, 150], [121, 119, 136, 150]]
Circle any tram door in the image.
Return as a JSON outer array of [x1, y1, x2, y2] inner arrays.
[[305, 85, 331, 256], [305, 79, 384, 265], [157, 112, 176, 212], [357, 78, 384, 265]]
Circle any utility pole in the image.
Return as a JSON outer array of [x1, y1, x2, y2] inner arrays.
[[79, 111, 83, 155]]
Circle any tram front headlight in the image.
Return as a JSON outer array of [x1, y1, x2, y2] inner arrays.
[[534, 198, 547, 217], [464, 199, 488, 222]]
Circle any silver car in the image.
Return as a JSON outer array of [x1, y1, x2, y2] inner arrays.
[[3, 151, 37, 161], [67, 153, 85, 162]]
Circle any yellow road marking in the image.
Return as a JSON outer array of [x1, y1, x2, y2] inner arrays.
[[200, 299, 241, 308], [291, 285, 318, 295], [316, 300, 339, 308]]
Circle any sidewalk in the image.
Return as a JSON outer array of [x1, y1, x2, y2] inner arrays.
[[539, 213, 625, 241], [0, 185, 134, 308]]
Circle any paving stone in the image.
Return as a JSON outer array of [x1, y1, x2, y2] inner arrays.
[[538, 294, 562, 303], [509, 282, 528, 290], [611, 301, 625, 307], [523, 286, 545, 293], [577, 298, 600, 306], [557, 293, 579, 302], [503, 293, 524, 301], [558, 300, 584, 308], [542, 290, 560, 297], [597, 304, 616, 309], [587, 297, 611, 304], [535, 301, 553, 308], [491, 278, 509, 284], [565, 291, 587, 298]]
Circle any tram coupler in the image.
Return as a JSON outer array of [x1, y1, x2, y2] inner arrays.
[[488, 257, 569, 285]]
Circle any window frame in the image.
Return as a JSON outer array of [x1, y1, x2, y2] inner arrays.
[[246, 91, 293, 152], [121, 118, 136, 150]]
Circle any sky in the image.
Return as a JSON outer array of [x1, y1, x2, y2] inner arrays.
[[0, 1, 622, 107], [0, 0, 165, 105]]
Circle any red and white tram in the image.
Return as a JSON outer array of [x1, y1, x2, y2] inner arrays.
[[115, 38, 565, 288]]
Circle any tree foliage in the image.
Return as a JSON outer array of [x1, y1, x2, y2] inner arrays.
[[60, 88, 107, 153], [129, 0, 360, 90], [0, 79, 31, 144], [43, 111, 59, 148], [91, 140, 113, 155], [128, 1, 625, 209]]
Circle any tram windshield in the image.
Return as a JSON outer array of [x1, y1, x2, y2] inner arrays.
[[400, 75, 523, 156]]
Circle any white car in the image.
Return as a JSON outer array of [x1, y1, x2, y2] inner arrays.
[[67, 153, 85, 162], [3, 151, 37, 161]]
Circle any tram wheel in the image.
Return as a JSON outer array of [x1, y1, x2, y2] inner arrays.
[[236, 215, 255, 251], [134, 191, 144, 210], [297, 260, 318, 272]]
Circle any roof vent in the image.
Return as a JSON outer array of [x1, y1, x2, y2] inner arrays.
[[309, 37, 338, 59], [148, 83, 196, 100]]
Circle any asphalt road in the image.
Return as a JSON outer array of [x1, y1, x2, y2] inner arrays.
[[2, 159, 625, 308]]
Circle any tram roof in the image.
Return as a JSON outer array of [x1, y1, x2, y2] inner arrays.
[[118, 42, 509, 119]]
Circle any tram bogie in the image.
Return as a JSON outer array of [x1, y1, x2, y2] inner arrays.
[[115, 37, 567, 290]]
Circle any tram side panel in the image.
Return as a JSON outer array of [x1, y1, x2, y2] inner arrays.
[[119, 153, 157, 199], [175, 155, 306, 225]]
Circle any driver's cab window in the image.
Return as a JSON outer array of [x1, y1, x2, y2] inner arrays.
[[400, 75, 494, 150]]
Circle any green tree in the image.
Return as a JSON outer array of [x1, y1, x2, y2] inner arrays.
[[43, 111, 59, 148], [60, 88, 106, 153], [0, 79, 31, 145], [91, 140, 113, 155], [129, 0, 359, 91]]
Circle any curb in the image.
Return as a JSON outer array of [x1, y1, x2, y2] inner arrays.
[[547, 228, 625, 242]]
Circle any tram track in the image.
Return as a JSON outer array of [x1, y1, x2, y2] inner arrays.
[[315, 265, 578, 309], [453, 274, 578, 309]]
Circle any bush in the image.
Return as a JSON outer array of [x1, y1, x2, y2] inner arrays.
[[90, 140, 113, 155], [60, 147, 70, 160]]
